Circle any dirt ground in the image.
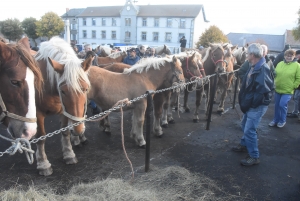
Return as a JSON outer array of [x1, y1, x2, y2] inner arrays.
[[0, 91, 300, 201]]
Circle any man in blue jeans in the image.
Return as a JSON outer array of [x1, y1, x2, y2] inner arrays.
[[232, 43, 274, 166]]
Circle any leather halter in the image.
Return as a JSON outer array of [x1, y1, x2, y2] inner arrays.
[[58, 83, 87, 122], [211, 47, 227, 68], [184, 56, 202, 79], [0, 57, 37, 123]]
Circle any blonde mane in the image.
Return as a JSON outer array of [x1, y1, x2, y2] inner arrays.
[[108, 51, 124, 59], [35, 36, 90, 94], [100, 46, 112, 55], [123, 57, 172, 74]]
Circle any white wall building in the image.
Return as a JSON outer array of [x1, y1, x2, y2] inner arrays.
[[62, 1, 209, 51]]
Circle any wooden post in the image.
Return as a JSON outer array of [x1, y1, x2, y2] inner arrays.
[[206, 73, 218, 130], [145, 90, 153, 172], [232, 73, 239, 109]]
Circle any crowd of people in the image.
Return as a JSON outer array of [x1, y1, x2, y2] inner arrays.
[[233, 43, 300, 166]]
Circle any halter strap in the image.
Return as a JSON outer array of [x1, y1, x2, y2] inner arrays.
[[0, 93, 37, 123], [58, 83, 87, 122]]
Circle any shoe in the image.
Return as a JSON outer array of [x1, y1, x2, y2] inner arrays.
[[268, 121, 277, 127], [240, 156, 260, 166], [232, 144, 247, 152], [287, 113, 298, 118], [277, 122, 286, 128]]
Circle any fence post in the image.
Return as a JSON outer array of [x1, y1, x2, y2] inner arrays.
[[206, 73, 219, 130], [232, 72, 239, 109], [145, 90, 154, 172]]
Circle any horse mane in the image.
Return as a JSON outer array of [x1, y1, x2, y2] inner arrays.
[[107, 51, 123, 59], [123, 57, 172, 74], [201, 47, 211, 63], [9, 44, 44, 95], [35, 36, 90, 94], [174, 52, 198, 65], [100, 46, 112, 55], [155, 45, 171, 55]]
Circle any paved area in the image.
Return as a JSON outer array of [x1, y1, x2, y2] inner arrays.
[[0, 92, 300, 200]]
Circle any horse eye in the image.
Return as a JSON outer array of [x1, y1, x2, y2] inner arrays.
[[61, 90, 66, 95], [11, 80, 21, 87]]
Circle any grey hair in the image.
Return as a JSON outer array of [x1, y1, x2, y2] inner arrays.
[[247, 43, 263, 58], [261, 44, 268, 56], [84, 44, 91, 48]]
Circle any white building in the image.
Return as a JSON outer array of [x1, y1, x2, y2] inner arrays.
[[61, 1, 209, 51]]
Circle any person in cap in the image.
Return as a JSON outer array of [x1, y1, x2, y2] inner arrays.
[[123, 48, 140, 65]]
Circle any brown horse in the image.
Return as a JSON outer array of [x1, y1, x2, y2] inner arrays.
[[155, 45, 172, 56], [97, 51, 127, 64], [87, 56, 184, 147], [152, 52, 202, 135], [34, 36, 92, 176], [0, 37, 43, 140], [200, 43, 228, 114]]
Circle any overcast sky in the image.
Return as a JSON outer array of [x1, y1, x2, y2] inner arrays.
[[1, 0, 299, 35]]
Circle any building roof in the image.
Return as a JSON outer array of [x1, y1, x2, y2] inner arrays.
[[227, 32, 285, 52], [61, 8, 85, 18], [77, 6, 123, 17], [285, 30, 300, 47], [75, 4, 204, 18]]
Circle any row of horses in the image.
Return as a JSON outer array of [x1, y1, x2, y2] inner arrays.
[[0, 36, 247, 176]]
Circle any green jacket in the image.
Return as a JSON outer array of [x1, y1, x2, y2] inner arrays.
[[274, 61, 300, 94]]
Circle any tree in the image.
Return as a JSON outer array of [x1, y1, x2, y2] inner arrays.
[[22, 17, 39, 46], [196, 25, 228, 48], [36, 12, 64, 39], [0, 18, 23, 41], [292, 7, 300, 41]]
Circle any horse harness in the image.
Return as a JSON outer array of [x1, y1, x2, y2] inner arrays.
[[0, 57, 37, 123], [58, 83, 87, 122], [211, 47, 228, 69]]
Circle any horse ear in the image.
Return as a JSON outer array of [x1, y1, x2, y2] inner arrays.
[[222, 44, 228, 48], [191, 52, 196, 60], [231, 45, 238, 52], [18, 37, 31, 53], [48, 58, 64, 74], [81, 55, 93, 71]]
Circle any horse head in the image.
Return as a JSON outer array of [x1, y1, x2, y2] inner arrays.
[[233, 46, 248, 67], [0, 37, 43, 140], [177, 52, 202, 80], [169, 56, 185, 90], [208, 43, 227, 73]]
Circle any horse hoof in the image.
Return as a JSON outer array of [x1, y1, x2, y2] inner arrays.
[[74, 143, 83, 148], [156, 134, 163, 138], [162, 124, 168, 128], [39, 167, 53, 176], [193, 119, 199, 123], [185, 108, 190, 113], [217, 110, 223, 115], [81, 140, 89, 145], [168, 119, 175, 124], [139, 145, 146, 149], [174, 107, 178, 111], [65, 157, 78, 165]]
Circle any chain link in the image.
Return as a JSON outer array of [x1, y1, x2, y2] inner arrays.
[[0, 69, 239, 159]]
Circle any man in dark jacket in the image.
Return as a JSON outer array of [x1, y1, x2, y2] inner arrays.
[[288, 49, 300, 118], [180, 36, 187, 52], [232, 43, 274, 166], [123, 48, 140, 65], [135, 45, 146, 58], [273, 44, 291, 67]]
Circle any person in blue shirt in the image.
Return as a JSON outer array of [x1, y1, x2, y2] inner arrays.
[[123, 48, 140, 65]]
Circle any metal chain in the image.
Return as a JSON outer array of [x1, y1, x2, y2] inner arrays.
[[0, 69, 239, 161]]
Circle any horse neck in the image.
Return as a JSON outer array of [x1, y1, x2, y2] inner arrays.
[[37, 59, 59, 95], [141, 65, 171, 88], [203, 52, 216, 76]]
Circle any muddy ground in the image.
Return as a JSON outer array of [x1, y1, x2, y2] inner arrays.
[[0, 92, 300, 201]]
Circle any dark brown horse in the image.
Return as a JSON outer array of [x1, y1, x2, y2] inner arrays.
[[34, 37, 92, 176], [0, 37, 43, 140]]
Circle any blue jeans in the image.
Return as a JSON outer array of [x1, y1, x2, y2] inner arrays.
[[273, 92, 292, 123], [88, 100, 97, 109], [240, 105, 268, 159]]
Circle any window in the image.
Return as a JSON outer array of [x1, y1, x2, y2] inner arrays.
[[83, 18, 86, 26], [102, 18, 106, 26], [180, 19, 185, 28], [141, 32, 146, 41], [142, 18, 147, 26], [83, 30, 87, 38], [167, 18, 172, 27], [92, 18, 96, 26], [111, 31, 116, 39], [92, 30, 96, 38], [125, 18, 131, 26], [71, 34, 76, 40], [154, 18, 159, 27], [165, 32, 171, 42], [71, 23, 76, 30], [112, 18, 116, 26], [178, 33, 185, 42], [125, 31, 131, 42], [153, 32, 159, 41], [101, 30, 106, 39]]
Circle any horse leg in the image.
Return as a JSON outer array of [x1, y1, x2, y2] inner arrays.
[[153, 93, 164, 136], [130, 102, 147, 147], [218, 87, 227, 113], [193, 88, 203, 123], [60, 115, 78, 164], [99, 116, 111, 134], [36, 112, 53, 176], [167, 92, 177, 124], [183, 87, 190, 112]]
